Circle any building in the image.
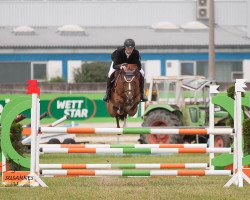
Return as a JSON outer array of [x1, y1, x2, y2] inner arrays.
[[0, 0, 250, 83]]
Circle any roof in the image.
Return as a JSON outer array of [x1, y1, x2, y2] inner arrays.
[[0, 26, 250, 50]]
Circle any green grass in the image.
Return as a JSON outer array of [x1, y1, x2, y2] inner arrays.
[[39, 153, 208, 164], [1, 154, 250, 200]]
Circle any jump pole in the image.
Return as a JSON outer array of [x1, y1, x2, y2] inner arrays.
[[20, 90, 47, 187], [209, 84, 219, 170], [22, 115, 69, 145], [39, 163, 209, 169], [40, 127, 234, 135], [224, 79, 250, 187], [40, 147, 232, 154], [1, 153, 6, 184], [39, 143, 209, 149], [40, 169, 232, 177]]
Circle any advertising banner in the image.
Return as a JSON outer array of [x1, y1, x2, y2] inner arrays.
[[48, 97, 97, 120]]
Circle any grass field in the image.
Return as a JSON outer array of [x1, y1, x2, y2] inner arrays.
[[1, 154, 250, 200]]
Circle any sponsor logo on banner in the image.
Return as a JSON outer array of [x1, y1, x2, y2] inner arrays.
[[3, 171, 33, 186], [48, 97, 96, 120]]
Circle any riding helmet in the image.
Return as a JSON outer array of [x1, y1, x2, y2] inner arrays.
[[124, 39, 135, 48]]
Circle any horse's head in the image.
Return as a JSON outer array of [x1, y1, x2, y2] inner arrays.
[[126, 64, 137, 71], [121, 67, 139, 106]]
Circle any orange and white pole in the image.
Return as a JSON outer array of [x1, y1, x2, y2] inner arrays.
[[39, 163, 209, 169], [39, 143, 208, 149], [40, 127, 233, 135], [40, 147, 232, 154], [40, 169, 232, 177]]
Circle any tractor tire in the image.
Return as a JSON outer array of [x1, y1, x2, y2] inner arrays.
[[139, 110, 182, 144], [214, 135, 231, 147], [48, 138, 61, 144], [63, 138, 76, 144]]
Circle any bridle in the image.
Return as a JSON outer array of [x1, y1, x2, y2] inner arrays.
[[123, 75, 135, 99], [121, 70, 139, 105]]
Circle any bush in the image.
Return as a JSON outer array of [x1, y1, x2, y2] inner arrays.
[[74, 62, 110, 83], [227, 85, 235, 100], [49, 76, 66, 83], [226, 85, 235, 127], [0, 122, 25, 171], [228, 85, 250, 155], [226, 85, 246, 127], [243, 119, 250, 155]]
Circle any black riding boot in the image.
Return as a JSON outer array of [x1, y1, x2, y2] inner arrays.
[[103, 77, 112, 102], [140, 76, 148, 102]]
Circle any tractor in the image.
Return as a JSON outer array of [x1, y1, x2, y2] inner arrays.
[[139, 76, 230, 147]]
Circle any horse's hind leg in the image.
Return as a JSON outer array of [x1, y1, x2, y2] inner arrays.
[[115, 116, 120, 128]]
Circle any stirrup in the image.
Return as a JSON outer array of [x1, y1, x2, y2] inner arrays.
[[140, 94, 148, 102]]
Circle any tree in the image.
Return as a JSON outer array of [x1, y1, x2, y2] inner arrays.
[[74, 62, 111, 83]]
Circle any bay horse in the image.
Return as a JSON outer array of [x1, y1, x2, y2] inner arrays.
[[107, 64, 141, 128]]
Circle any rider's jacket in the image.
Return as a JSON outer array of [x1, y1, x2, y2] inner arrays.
[[111, 47, 142, 70]]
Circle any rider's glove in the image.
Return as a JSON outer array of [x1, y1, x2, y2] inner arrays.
[[120, 63, 127, 70]]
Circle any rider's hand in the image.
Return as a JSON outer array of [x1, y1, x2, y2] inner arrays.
[[120, 65, 126, 70], [120, 63, 127, 70]]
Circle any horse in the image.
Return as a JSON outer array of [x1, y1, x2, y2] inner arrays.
[[107, 64, 141, 128]]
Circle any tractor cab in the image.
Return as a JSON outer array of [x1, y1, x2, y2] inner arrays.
[[141, 76, 215, 144], [148, 75, 210, 107]]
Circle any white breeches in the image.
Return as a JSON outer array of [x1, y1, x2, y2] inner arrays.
[[108, 62, 145, 78]]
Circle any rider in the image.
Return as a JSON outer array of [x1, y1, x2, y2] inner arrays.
[[103, 38, 148, 102]]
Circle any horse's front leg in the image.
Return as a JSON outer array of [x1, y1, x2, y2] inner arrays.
[[117, 106, 124, 115], [123, 115, 127, 128], [115, 116, 120, 128], [113, 96, 124, 116]]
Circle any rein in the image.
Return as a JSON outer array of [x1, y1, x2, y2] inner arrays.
[[114, 68, 139, 97], [114, 70, 122, 89], [121, 70, 139, 98]]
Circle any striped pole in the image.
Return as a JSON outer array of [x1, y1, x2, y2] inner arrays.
[[209, 84, 219, 170], [39, 163, 208, 169], [40, 127, 233, 135], [40, 147, 231, 154], [50, 115, 70, 127], [40, 169, 232, 177], [39, 144, 208, 149]]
